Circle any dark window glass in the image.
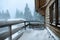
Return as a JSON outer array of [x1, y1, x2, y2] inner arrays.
[[49, 0, 60, 27], [58, 0, 60, 27], [49, 3, 56, 26]]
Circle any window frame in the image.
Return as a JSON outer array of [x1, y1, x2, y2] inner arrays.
[[57, 0, 60, 27], [49, 0, 60, 27]]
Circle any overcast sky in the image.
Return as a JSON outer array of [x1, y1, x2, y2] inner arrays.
[[0, 0, 35, 18]]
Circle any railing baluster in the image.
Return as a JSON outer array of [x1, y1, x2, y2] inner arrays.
[[29, 22, 30, 28], [24, 21, 26, 30], [9, 25, 12, 40]]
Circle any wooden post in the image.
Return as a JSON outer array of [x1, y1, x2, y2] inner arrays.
[[29, 22, 31, 28], [9, 25, 12, 40], [24, 21, 26, 30]]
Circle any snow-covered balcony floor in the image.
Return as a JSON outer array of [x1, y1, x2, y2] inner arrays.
[[18, 28, 54, 40]]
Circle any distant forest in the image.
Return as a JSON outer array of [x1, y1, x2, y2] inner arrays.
[[0, 4, 44, 23], [0, 10, 10, 20]]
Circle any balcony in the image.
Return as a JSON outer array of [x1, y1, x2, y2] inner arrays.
[[0, 20, 56, 40], [0, 0, 59, 40]]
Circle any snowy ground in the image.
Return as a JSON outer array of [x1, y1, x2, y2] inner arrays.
[[18, 28, 54, 40]]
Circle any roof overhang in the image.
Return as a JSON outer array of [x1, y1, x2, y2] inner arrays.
[[35, 0, 51, 16]]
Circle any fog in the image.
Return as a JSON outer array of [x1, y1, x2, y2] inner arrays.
[[0, 0, 35, 18]]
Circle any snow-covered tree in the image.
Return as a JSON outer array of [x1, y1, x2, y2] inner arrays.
[[33, 11, 44, 23], [15, 9, 24, 18], [0, 10, 10, 20], [5, 10, 10, 19], [24, 4, 33, 21]]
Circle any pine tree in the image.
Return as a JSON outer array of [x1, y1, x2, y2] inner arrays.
[[0, 12, 2, 19], [0, 10, 10, 20], [15, 9, 24, 18], [33, 11, 38, 21], [33, 11, 44, 23], [19, 12, 24, 18], [24, 4, 33, 21], [5, 10, 10, 19], [15, 9, 20, 18], [1, 10, 5, 19]]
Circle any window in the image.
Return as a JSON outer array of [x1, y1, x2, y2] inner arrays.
[[49, 0, 60, 27], [58, 0, 60, 27], [58, 8, 60, 24], [49, 2, 56, 26]]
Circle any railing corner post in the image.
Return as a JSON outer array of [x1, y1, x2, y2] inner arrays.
[[24, 21, 26, 30]]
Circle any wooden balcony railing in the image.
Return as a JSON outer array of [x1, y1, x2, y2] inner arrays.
[[0, 20, 44, 40]]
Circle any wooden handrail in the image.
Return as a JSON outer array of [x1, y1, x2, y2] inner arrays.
[[0, 20, 24, 28]]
